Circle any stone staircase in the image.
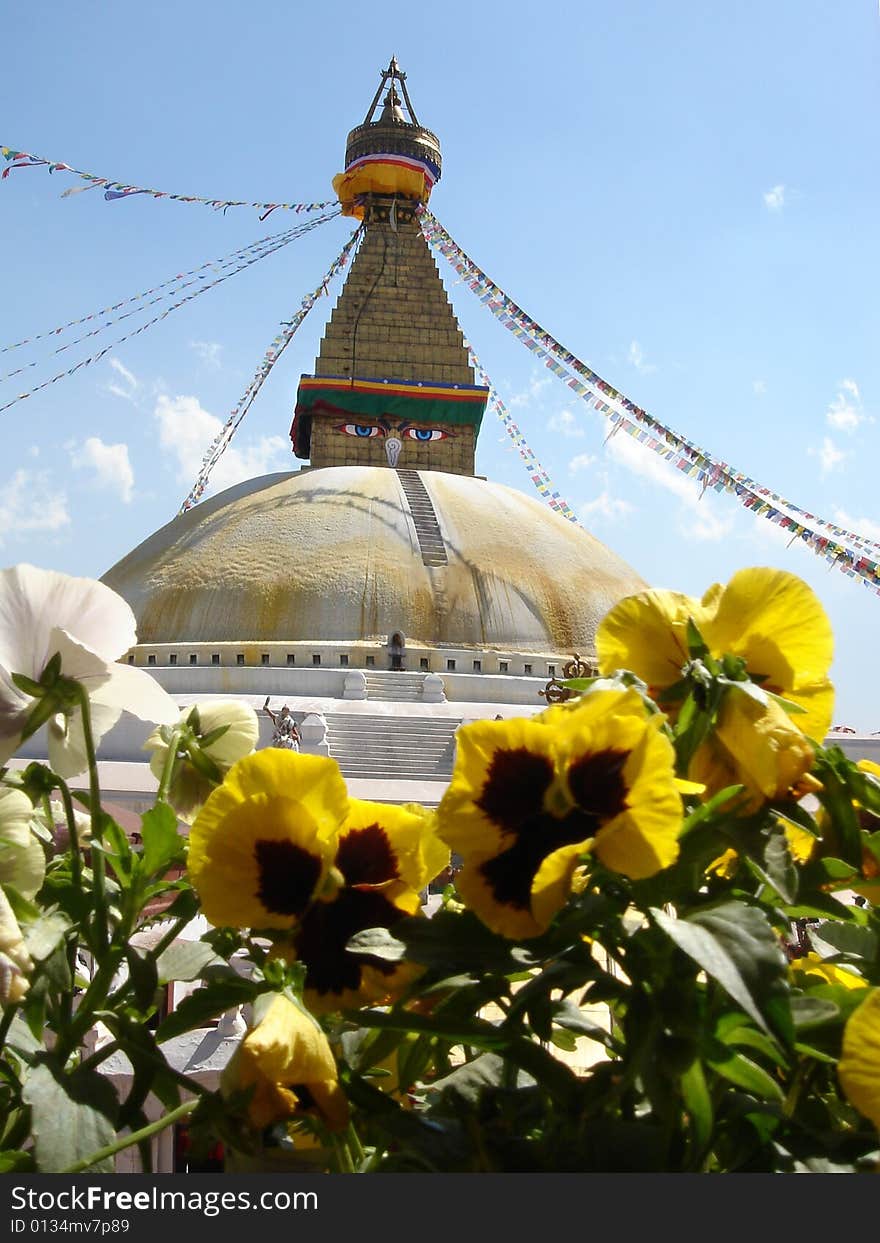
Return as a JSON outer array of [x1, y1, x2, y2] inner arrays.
[[363, 670, 428, 702], [397, 469, 448, 566], [324, 712, 460, 781]]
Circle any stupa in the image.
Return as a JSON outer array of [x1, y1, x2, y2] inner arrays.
[[92, 58, 647, 809]]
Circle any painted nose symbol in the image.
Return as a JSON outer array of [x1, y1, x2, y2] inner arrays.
[[385, 436, 402, 467]]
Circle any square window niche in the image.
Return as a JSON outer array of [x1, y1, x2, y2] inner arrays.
[[312, 654, 321, 666], [499, 660, 509, 673], [189, 654, 198, 666], [147, 654, 156, 666], [340, 654, 349, 667], [261, 654, 270, 666], [446, 659, 456, 671], [236, 654, 245, 666], [524, 663, 533, 675], [169, 653, 178, 666], [419, 657, 429, 670], [211, 654, 220, 666], [286, 654, 295, 666], [366, 655, 375, 668]]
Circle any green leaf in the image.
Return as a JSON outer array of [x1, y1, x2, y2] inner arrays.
[[125, 946, 159, 1011], [23, 910, 70, 962], [348, 909, 530, 975], [156, 977, 265, 1042], [197, 724, 231, 749], [426, 1052, 533, 1108], [808, 921, 878, 963], [345, 926, 406, 962], [0, 1150, 34, 1172], [22, 1063, 117, 1173], [712, 1014, 783, 1063], [551, 998, 614, 1045], [155, 939, 225, 984], [10, 671, 46, 697], [762, 832, 798, 904], [6, 1013, 41, 1057], [140, 803, 183, 878], [790, 995, 840, 1030], [680, 1058, 713, 1157], [705, 1048, 784, 1101], [652, 902, 786, 1034], [184, 744, 223, 784]]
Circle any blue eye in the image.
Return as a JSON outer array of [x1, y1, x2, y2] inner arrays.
[[405, 427, 447, 442], [338, 423, 381, 438]]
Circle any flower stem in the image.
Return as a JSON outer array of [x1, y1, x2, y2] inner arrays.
[[60, 1098, 198, 1173], [156, 726, 184, 805], [76, 687, 108, 953]]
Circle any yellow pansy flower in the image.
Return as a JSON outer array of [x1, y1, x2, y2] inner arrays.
[[221, 993, 348, 1131], [292, 799, 447, 1013], [188, 751, 348, 931], [689, 685, 817, 812], [838, 989, 880, 1129], [437, 687, 682, 939], [707, 816, 817, 879], [789, 952, 867, 991], [596, 567, 834, 741]]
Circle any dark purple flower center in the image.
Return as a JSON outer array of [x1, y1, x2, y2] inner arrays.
[[476, 745, 630, 915], [254, 839, 323, 919]]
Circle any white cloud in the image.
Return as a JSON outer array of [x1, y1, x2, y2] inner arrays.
[[548, 408, 584, 438], [628, 340, 656, 374], [752, 379, 767, 396], [568, 452, 596, 474], [154, 394, 290, 492], [607, 431, 733, 541], [71, 436, 135, 503], [0, 470, 70, 543], [507, 374, 553, 409], [825, 379, 871, 433], [808, 436, 847, 475], [763, 184, 786, 211], [105, 357, 139, 403], [833, 508, 880, 543], [579, 490, 633, 521], [190, 341, 223, 369]]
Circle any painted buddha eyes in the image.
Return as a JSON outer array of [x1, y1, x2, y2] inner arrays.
[[405, 427, 447, 441], [340, 423, 382, 438], [336, 423, 449, 442]]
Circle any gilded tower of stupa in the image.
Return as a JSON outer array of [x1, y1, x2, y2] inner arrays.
[[102, 60, 646, 697], [292, 59, 488, 477]]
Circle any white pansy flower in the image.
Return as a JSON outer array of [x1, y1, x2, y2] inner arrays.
[[0, 564, 178, 778], [144, 699, 260, 823], [0, 886, 33, 1005], [0, 785, 44, 899], [32, 798, 93, 854]]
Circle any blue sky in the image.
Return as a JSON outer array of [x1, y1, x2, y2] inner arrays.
[[2, 1, 879, 728]]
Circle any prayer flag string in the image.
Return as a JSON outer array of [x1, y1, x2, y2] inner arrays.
[[1, 144, 335, 217], [0, 213, 340, 381], [464, 337, 580, 526], [420, 210, 880, 599], [0, 220, 334, 357], [0, 212, 339, 415], [177, 227, 363, 515]]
